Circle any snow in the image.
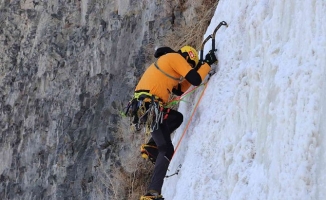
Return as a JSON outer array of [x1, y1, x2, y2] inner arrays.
[[162, 0, 326, 199]]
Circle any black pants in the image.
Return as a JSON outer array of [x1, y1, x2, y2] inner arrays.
[[148, 109, 183, 194]]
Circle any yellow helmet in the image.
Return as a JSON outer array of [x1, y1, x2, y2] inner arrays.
[[179, 45, 199, 68]]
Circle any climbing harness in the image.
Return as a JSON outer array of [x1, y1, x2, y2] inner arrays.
[[125, 90, 165, 133]]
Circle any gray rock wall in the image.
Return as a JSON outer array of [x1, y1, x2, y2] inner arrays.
[[0, 0, 217, 199]]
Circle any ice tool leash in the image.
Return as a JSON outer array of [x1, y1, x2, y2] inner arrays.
[[166, 21, 228, 178]]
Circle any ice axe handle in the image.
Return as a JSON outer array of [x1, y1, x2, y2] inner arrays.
[[200, 35, 212, 62], [212, 21, 228, 51]]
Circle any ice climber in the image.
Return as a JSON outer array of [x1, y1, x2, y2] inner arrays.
[[126, 45, 217, 200]]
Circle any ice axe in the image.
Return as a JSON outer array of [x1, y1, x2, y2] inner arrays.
[[198, 21, 228, 65]]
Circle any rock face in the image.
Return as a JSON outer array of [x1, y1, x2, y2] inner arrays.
[[0, 0, 217, 199]]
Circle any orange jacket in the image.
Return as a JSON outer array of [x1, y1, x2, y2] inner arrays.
[[135, 53, 211, 103]]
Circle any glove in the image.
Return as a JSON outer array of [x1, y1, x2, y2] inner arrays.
[[172, 84, 184, 96], [205, 50, 218, 65]]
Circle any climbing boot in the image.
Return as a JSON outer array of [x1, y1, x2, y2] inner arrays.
[[140, 190, 164, 200], [140, 144, 158, 164]]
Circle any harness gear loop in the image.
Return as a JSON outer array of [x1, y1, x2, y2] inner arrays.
[[125, 90, 166, 135]]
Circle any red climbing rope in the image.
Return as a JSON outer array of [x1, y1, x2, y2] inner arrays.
[[172, 80, 210, 159]]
